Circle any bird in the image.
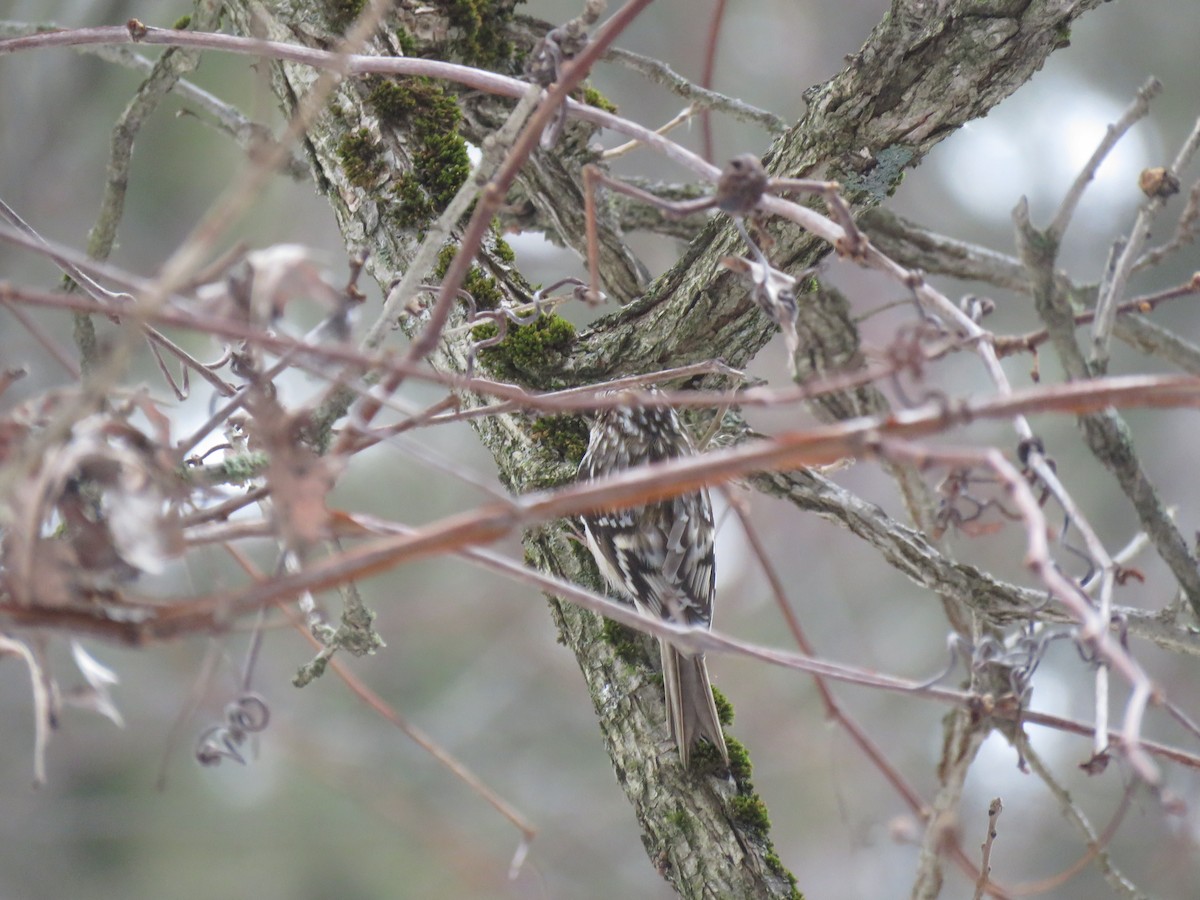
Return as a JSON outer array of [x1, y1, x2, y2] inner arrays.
[[578, 391, 729, 769]]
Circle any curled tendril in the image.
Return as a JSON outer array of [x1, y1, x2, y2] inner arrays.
[[1056, 511, 1098, 587], [226, 693, 270, 731], [913, 624, 1078, 704], [934, 466, 1023, 537], [884, 323, 951, 410], [195, 693, 271, 768]]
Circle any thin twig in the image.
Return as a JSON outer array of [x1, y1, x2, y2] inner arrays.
[[699, 0, 729, 161], [1092, 105, 1200, 371], [1015, 734, 1142, 897], [1049, 78, 1161, 242], [604, 45, 786, 134], [276, 599, 539, 863], [0, 634, 52, 785], [0, 20, 308, 179], [972, 799, 1003, 900]]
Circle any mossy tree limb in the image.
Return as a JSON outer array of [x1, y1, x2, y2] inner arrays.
[[222, 1, 1107, 896]]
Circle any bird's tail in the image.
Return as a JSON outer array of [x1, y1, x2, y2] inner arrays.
[[661, 642, 729, 769]]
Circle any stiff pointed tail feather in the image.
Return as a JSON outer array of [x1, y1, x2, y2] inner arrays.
[[661, 643, 729, 769]]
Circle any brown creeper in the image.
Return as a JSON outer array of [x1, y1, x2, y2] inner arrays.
[[578, 392, 729, 769]]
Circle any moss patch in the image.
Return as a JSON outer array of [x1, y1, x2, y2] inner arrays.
[[368, 77, 470, 228], [441, 0, 518, 67], [712, 685, 734, 727], [433, 243, 505, 309], [463, 265, 504, 308], [325, 0, 367, 31], [729, 794, 771, 837], [766, 851, 804, 899], [581, 85, 618, 114], [472, 314, 575, 384], [394, 25, 420, 56], [530, 415, 589, 463], [716, 734, 799, 893], [602, 617, 650, 667], [392, 176, 434, 230], [336, 128, 383, 189], [491, 230, 516, 263], [725, 735, 752, 784], [433, 243, 458, 279]]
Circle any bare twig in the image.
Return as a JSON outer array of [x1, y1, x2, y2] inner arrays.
[[1092, 107, 1200, 371], [604, 45, 786, 134], [0, 20, 308, 179], [1015, 734, 1142, 897], [1049, 78, 1161, 242], [0, 634, 52, 785], [972, 799, 1003, 900]]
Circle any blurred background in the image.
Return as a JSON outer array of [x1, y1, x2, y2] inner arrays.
[[1, 0, 1199, 897]]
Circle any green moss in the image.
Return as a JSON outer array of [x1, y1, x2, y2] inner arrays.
[[465, 265, 503, 308], [325, 0, 367, 31], [581, 85, 618, 114], [601, 617, 648, 667], [394, 25, 420, 56], [530, 415, 589, 463], [472, 322, 499, 345], [691, 739, 730, 776], [368, 78, 418, 123], [417, 131, 471, 211], [712, 685, 734, 727], [725, 735, 753, 785], [336, 128, 383, 188], [434, 243, 458, 279], [491, 230, 516, 263], [416, 82, 463, 134], [442, 0, 516, 67], [473, 314, 575, 383], [369, 77, 461, 135], [172, 14, 192, 29], [730, 795, 771, 836], [367, 77, 469, 228], [391, 176, 434, 230], [432, 243, 505, 309], [765, 851, 803, 899]]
